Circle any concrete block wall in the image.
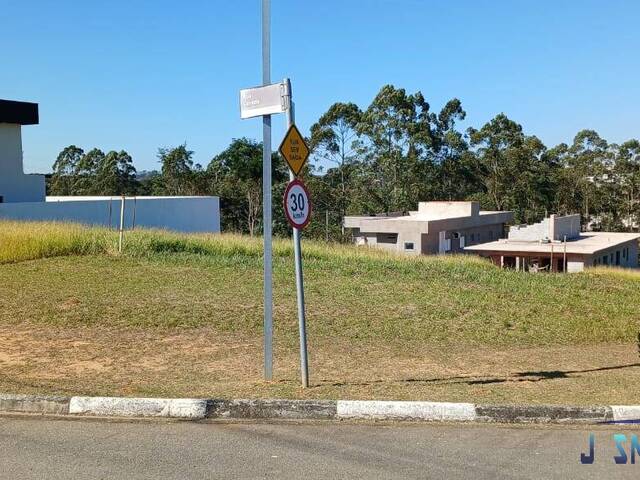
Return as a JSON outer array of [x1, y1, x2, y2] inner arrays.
[[550, 214, 581, 240], [508, 218, 550, 241]]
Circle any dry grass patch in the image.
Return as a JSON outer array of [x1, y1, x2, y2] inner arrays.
[[0, 325, 638, 404]]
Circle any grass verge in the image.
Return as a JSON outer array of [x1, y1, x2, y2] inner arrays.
[[0, 220, 638, 404]]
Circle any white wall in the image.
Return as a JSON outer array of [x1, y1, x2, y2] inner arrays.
[[0, 196, 220, 233], [567, 260, 584, 273], [551, 214, 581, 240], [0, 124, 46, 202], [418, 201, 479, 218]]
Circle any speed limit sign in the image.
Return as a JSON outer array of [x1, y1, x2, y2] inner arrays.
[[283, 179, 312, 229]]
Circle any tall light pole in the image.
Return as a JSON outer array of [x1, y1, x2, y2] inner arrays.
[[262, 0, 273, 380]]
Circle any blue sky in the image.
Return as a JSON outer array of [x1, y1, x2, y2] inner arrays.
[[3, 0, 639, 173]]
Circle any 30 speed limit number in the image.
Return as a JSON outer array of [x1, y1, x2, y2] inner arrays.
[[283, 179, 312, 229]]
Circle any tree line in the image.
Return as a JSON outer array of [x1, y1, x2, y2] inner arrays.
[[48, 84, 640, 240]]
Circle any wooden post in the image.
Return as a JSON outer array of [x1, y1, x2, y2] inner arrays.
[[118, 195, 126, 253], [325, 210, 329, 242]]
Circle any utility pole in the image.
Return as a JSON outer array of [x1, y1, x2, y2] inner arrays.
[[262, 0, 273, 380], [282, 79, 309, 388]]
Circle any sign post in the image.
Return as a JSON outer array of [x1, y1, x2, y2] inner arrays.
[[261, 0, 273, 381], [240, 3, 310, 386], [280, 78, 310, 388]]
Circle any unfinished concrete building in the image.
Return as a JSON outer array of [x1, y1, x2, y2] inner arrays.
[[343, 201, 514, 255], [464, 214, 640, 272]]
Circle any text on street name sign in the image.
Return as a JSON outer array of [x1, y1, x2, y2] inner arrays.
[[239, 82, 285, 119]]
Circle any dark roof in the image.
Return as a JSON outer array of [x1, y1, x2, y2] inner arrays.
[[0, 99, 39, 125]]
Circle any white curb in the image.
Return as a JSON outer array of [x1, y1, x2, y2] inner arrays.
[[69, 396, 207, 419], [337, 400, 477, 421], [611, 405, 640, 423]]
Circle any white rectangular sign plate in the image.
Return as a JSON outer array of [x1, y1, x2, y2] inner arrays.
[[239, 83, 285, 119]]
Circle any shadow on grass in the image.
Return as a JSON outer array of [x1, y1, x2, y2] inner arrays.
[[320, 362, 640, 388]]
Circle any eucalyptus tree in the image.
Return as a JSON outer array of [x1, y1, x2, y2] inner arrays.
[[309, 102, 362, 229], [158, 144, 195, 196], [468, 114, 550, 223], [50, 145, 84, 195], [73, 148, 104, 195], [432, 98, 476, 200], [95, 150, 138, 195], [612, 140, 640, 230], [563, 130, 609, 224], [357, 85, 439, 213]]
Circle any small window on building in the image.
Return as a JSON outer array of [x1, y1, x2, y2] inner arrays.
[[377, 233, 398, 244], [0, 196, 3, 203], [470, 233, 475, 242], [404, 242, 415, 251], [453, 232, 460, 239], [489, 230, 493, 240]]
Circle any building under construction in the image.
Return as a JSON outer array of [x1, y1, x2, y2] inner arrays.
[[464, 214, 640, 273]]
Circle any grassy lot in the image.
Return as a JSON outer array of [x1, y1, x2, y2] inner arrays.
[[0, 220, 639, 404]]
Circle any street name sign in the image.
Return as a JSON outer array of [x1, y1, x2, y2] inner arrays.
[[279, 124, 309, 176], [283, 178, 312, 229], [239, 82, 285, 119]]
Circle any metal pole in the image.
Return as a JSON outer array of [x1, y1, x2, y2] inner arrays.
[[563, 235, 567, 273], [283, 78, 309, 388], [118, 195, 125, 253], [262, 0, 273, 380]]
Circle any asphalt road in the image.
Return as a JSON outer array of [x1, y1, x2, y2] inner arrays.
[[0, 417, 639, 479]]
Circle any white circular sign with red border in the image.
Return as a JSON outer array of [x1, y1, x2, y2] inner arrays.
[[283, 179, 312, 229]]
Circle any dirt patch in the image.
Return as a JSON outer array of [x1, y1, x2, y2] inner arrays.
[[0, 324, 638, 405]]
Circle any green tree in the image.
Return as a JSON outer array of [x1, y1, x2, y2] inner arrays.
[[73, 148, 104, 195], [432, 99, 477, 200], [468, 114, 551, 223], [158, 144, 195, 195], [50, 145, 84, 195], [357, 85, 439, 213], [207, 138, 286, 235], [603, 140, 640, 231], [309, 102, 362, 231], [563, 130, 609, 225], [95, 150, 138, 195]]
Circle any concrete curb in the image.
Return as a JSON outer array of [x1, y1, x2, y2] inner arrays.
[[337, 400, 476, 421], [0, 393, 635, 424], [69, 396, 208, 419]]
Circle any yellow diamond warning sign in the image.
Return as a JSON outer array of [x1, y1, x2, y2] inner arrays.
[[279, 124, 309, 176]]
